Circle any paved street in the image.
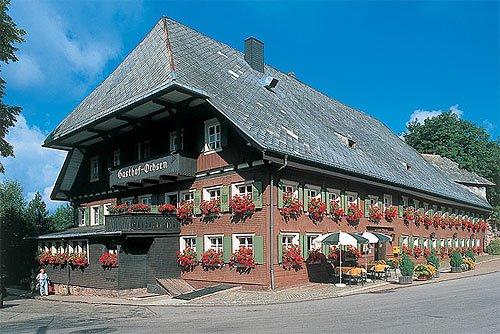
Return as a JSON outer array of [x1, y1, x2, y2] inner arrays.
[[1, 271, 499, 334]]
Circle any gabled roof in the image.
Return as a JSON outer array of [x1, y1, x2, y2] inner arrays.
[[45, 17, 492, 210], [421, 154, 495, 186]]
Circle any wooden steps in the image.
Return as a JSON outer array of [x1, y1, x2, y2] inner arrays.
[[155, 278, 194, 296]]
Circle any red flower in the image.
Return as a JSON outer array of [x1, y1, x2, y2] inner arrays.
[[412, 246, 423, 258], [176, 247, 198, 271], [158, 203, 177, 214], [439, 246, 448, 259], [403, 207, 415, 224], [98, 252, 118, 268], [423, 212, 432, 228], [414, 210, 424, 226], [432, 212, 442, 229], [129, 203, 150, 213], [279, 192, 303, 221], [230, 194, 256, 218], [69, 253, 89, 268], [176, 201, 194, 224], [368, 205, 383, 224], [423, 246, 431, 258], [200, 249, 224, 270], [282, 245, 304, 271], [346, 203, 363, 226], [401, 245, 412, 256], [330, 201, 344, 223], [346, 245, 362, 259], [327, 246, 340, 261], [308, 198, 327, 223], [307, 249, 326, 264], [200, 199, 221, 217], [108, 204, 129, 214], [384, 206, 398, 222], [229, 247, 255, 271]]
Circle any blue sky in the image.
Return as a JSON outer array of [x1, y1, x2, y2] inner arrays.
[[1, 1, 499, 209]]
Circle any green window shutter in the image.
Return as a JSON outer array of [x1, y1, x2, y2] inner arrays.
[[399, 236, 403, 248], [409, 236, 414, 248], [197, 122, 205, 153], [220, 185, 230, 213], [151, 205, 158, 213], [398, 204, 404, 217], [323, 189, 330, 214], [278, 233, 283, 263], [277, 182, 284, 209], [419, 237, 423, 248], [364, 197, 370, 218], [84, 207, 90, 226], [341, 192, 347, 212], [254, 236, 264, 264], [252, 181, 263, 209], [193, 190, 201, 215], [223, 236, 232, 263], [195, 236, 204, 260], [299, 234, 306, 259], [298, 185, 305, 211], [98, 205, 104, 225]]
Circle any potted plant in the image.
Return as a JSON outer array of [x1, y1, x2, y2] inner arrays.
[[176, 201, 194, 224], [279, 192, 303, 221], [346, 203, 363, 226], [368, 205, 383, 224], [461, 257, 475, 271], [158, 203, 177, 214], [108, 203, 129, 214], [176, 247, 198, 272], [282, 245, 304, 271], [414, 209, 424, 226], [307, 198, 327, 223], [432, 212, 442, 229], [129, 203, 151, 213], [426, 253, 440, 277], [98, 252, 118, 268], [401, 244, 412, 256], [384, 205, 398, 222], [403, 206, 415, 224], [200, 249, 223, 270], [414, 264, 436, 281], [200, 199, 221, 219], [399, 253, 415, 284], [230, 194, 256, 220], [228, 247, 255, 272], [423, 213, 432, 229], [330, 201, 344, 223], [449, 251, 463, 273]]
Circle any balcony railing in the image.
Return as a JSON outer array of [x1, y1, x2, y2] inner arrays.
[[105, 213, 180, 234]]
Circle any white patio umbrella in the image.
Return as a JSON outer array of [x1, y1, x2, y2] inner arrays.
[[314, 231, 369, 287], [358, 232, 393, 281]]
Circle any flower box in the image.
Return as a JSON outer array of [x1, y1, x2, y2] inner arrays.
[[201, 249, 224, 270], [108, 204, 129, 215], [177, 201, 194, 224], [368, 205, 383, 224], [229, 247, 255, 272], [98, 252, 118, 268], [403, 206, 415, 224], [129, 203, 151, 213], [230, 194, 255, 219], [176, 247, 198, 272], [200, 199, 221, 218], [308, 198, 327, 223], [280, 192, 303, 221], [282, 244, 304, 271], [384, 206, 398, 222], [330, 201, 344, 223], [158, 203, 177, 214], [346, 203, 363, 226]]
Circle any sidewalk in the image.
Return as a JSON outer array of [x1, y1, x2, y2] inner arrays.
[[10, 255, 499, 307]]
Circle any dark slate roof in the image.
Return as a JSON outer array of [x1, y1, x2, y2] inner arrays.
[[421, 154, 495, 186], [45, 17, 492, 210], [35, 226, 120, 240]]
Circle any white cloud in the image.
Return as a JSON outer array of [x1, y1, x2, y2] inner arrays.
[[3, 53, 44, 88], [0, 115, 66, 211], [408, 104, 463, 125]]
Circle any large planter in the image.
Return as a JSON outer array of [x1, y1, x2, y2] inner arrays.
[[451, 266, 462, 273], [399, 275, 413, 284]]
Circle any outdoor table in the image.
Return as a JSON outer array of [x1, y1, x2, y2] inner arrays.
[[369, 264, 390, 280]]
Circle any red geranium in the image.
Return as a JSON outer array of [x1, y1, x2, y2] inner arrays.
[[158, 203, 177, 214], [414, 210, 424, 226], [98, 252, 118, 268], [176, 247, 198, 271], [308, 198, 327, 223], [461, 217, 468, 230], [200, 199, 221, 217], [280, 192, 303, 221], [129, 203, 150, 213], [108, 203, 129, 214], [368, 205, 383, 224], [176, 201, 194, 224], [229, 247, 255, 271], [37, 251, 56, 266], [401, 244, 412, 256], [200, 249, 224, 270], [432, 212, 442, 229], [230, 194, 256, 218], [330, 201, 344, 223], [403, 207, 415, 223], [69, 253, 89, 268], [346, 245, 362, 259], [327, 246, 339, 261], [423, 212, 432, 228], [282, 245, 304, 271], [413, 246, 423, 258], [346, 203, 363, 226], [384, 206, 398, 222], [423, 246, 431, 258], [439, 246, 448, 259]]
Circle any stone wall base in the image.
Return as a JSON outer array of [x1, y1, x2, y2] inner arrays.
[[53, 284, 147, 297]]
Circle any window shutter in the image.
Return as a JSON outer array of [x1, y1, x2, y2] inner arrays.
[[252, 181, 263, 209], [364, 197, 370, 218], [277, 182, 284, 209], [398, 202, 404, 217], [84, 207, 90, 226], [151, 204, 158, 214], [221, 122, 228, 147], [223, 236, 232, 263], [278, 233, 283, 263], [298, 185, 305, 211], [195, 236, 203, 260], [299, 234, 306, 259], [220, 185, 230, 213], [98, 205, 104, 225], [323, 189, 331, 214], [322, 243, 330, 256], [193, 190, 201, 215], [341, 192, 347, 212], [254, 236, 264, 264], [409, 236, 414, 248]]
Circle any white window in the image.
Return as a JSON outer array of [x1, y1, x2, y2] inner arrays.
[[78, 208, 86, 226], [328, 189, 341, 204], [281, 180, 299, 198], [138, 195, 152, 206], [461, 239, 465, 247], [281, 233, 300, 247], [477, 239, 480, 247], [423, 238, 429, 248], [90, 156, 99, 182], [466, 239, 470, 247], [440, 239, 445, 247], [113, 149, 121, 167], [204, 118, 221, 152], [401, 235, 409, 246], [232, 234, 254, 250], [432, 239, 437, 249], [203, 186, 221, 201], [137, 142, 151, 160], [69, 240, 88, 257], [454, 239, 459, 248], [121, 197, 133, 206], [90, 205, 99, 226], [367, 195, 378, 206], [180, 190, 195, 203], [205, 235, 224, 252], [180, 236, 197, 252], [383, 194, 392, 209], [232, 182, 253, 198], [103, 203, 112, 216], [413, 236, 419, 249], [447, 239, 452, 247], [305, 185, 321, 200], [165, 192, 179, 206], [50, 243, 57, 254], [347, 192, 359, 206], [306, 233, 321, 251], [402, 196, 409, 207]]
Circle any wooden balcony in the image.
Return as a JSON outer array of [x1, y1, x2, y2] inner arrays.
[[105, 213, 180, 235]]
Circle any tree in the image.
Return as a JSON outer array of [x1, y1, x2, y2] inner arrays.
[[50, 204, 74, 231], [404, 112, 500, 223], [25, 192, 52, 236], [0, 0, 25, 174]]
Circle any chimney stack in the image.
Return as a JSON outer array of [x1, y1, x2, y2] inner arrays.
[[244, 37, 264, 73]]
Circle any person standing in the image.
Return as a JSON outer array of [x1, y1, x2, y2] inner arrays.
[[36, 268, 49, 296]]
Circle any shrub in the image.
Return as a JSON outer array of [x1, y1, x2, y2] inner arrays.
[[486, 239, 500, 255], [399, 253, 415, 277], [465, 249, 475, 262], [426, 253, 440, 270], [461, 257, 475, 270], [414, 264, 436, 279], [449, 251, 463, 268]]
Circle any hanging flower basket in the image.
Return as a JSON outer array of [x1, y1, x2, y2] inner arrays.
[[129, 203, 151, 213], [201, 249, 224, 270], [403, 207, 415, 224], [108, 204, 129, 215], [158, 203, 177, 214], [432, 212, 442, 229], [412, 246, 423, 258], [308, 198, 327, 223], [414, 210, 424, 226], [368, 205, 383, 224], [423, 213, 432, 229], [230, 194, 255, 219], [423, 246, 431, 258], [69, 253, 89, 269], [98, 252, 118, 268], [200, 199, 221, 218], [346, 203, 363, 226], [384, 206, 398, 222], [176, 247, 198, 272], [177, 201, 194, 224], [330, 201, 344, 223], [229, 247, 255, 272], [279, 192, 303, 221], [282, 244, 304, 271]]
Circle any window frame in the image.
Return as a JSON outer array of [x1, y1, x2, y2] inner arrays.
[[138, 194, 152, 206], [346, 191, 359, 206], [113, 149, 121, 167], [281, 232, 300, 248], [90, 205, 100, 226], [305, 185, 321, 201], [180, 189, 195, 203], [78, 207, 86, 227], [367, 195, 379, 206], [401, 235, 409, 246], [204, 234, 224, 252], [232, 233, 255, 251], [402, 196, 409, 208], [327, 188, 341, 204], [165, 191, 179, 206], [204, 118, 222, 154], [180, 236, 197, 252], [121, 197, 134, 206], [103, 203, 112, 216], [203, 185, 222, 201], [383, 194, 392, 209], [231, 181, 254, 198], [281, 180, 299, 198], [306, 233, 321, 252]]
